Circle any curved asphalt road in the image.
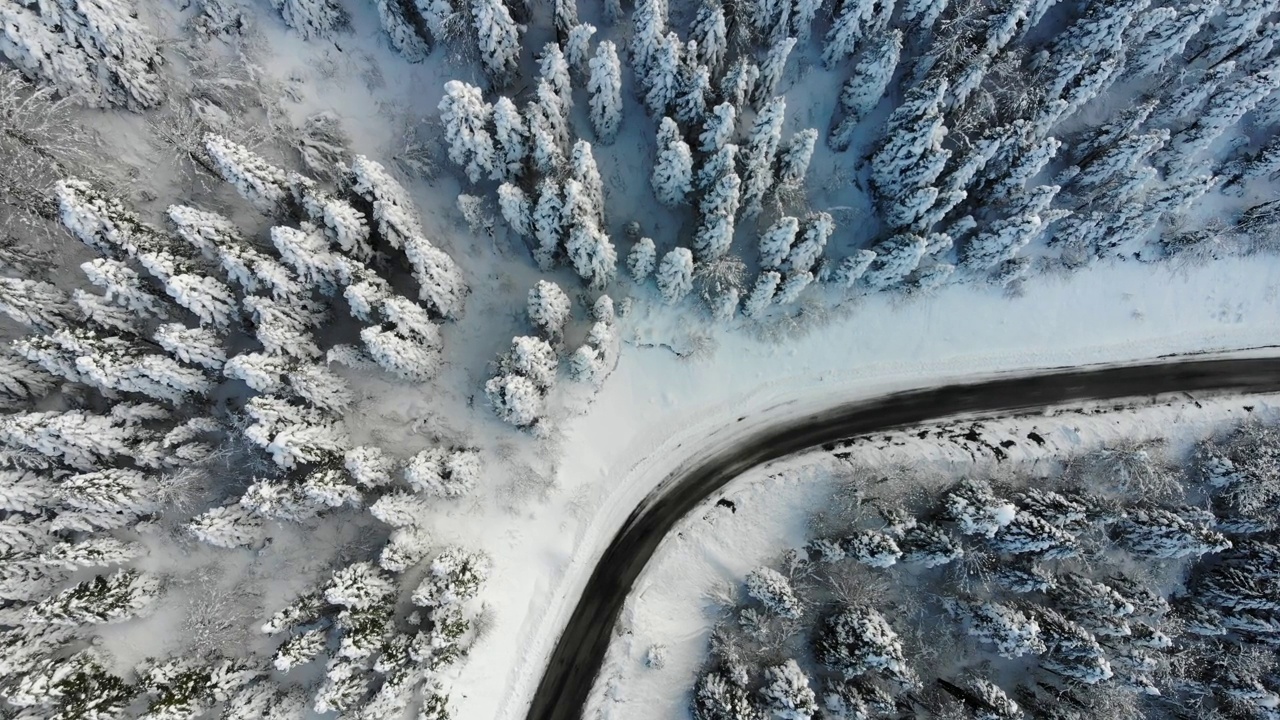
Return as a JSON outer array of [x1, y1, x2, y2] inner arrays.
[[526, 357, 1280, 720]]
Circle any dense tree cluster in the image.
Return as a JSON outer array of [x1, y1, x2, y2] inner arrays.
[[430, 0, 1280, 336], [0, 125, 488, 717], [693, 420, 1280, 719]]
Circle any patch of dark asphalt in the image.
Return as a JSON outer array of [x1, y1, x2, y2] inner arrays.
[[527, 357, 1280, 720]]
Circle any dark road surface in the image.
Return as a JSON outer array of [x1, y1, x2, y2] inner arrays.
[[526, 357, 1280, 720]]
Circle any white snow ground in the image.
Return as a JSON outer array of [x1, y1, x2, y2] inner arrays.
[[582, 392, 1280, 720]]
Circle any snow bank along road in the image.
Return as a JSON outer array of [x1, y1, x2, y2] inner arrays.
[[525, 356, 1280, 720]]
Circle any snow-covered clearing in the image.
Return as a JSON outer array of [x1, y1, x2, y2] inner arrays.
[[582, 391, 1280, 720]]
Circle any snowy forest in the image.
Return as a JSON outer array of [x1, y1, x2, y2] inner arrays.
[[0, 0, 1276, 713], [692, 420, 1280, 720]]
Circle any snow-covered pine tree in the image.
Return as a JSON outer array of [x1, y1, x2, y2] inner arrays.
[[0, 278, 71, 332], [44, 0, 165, 109], [369, 490, 431, 527], [692, 208, 736, 263], [816, 605, 918, 688], [1201, 0, 1277, 67], [745, 566, 801, 619], [7, 650, 136, 717], [759, 216, 799, 270], [527, 279, 571, 338], [439, 81, 497, 184], [527, 98, 566, 174], [898, 522, 964, 566], [721, 58, 760, 108], [154, 323, 226, 371], [0, 352, 58, 409], [203, 134, 291, 212], [759, 660, 817, 720], [870, 78, 949, 229], [552, 0, 577, 41], [564, 208, 617, 290], [645, 32, 683, 117], [628, 236, 657, 281], [1115, 507, 1231, 558], [587, 40, 623, 144], [539, 43, 573, 111], [1166, 60, 1280, 167], [374, 0, 431, 61], [270, 0, 346, 38], [500, 335, 558, 389], [271, 225, 353, 295], [753, 36, 796, 107], [689, 1, 727, 72], [565, 22, 596, 76], [242, 395, 348, 469], [1035, 607, 1113, 683], [822, 0, 889, 69], [630, 0, 668, 81], [830, 30, 902, 150], [405, 447, 480, 497], [786, 212, 832, 273], [167, 206, 300, 300], [22, 329, 212, 404], [532, 178, 565, 269], [471, 0, 524, 85], [491, 96, 529, 181], [692, 669, 756, 720], [27, 569, 160, 625], [0, 4, 100, 103], [841, 529, 901, 567], [901, 0, 947, 30], [187, 503, 265, 548], [699, 102, 736, 154], [242, 296, 320, 360], [567, 344, 603, 382], [740, 96, 786, 219], [742, 270, 780, 317], [944, 598, 1046, 658], [768, 270, 808, 301], [570, 139, 606, 226], [963, 185, 1060, 270], [485, 373, 544, 427], [498, 183, 532, 237], [651, 117, 694, 207], [655, 247, 694, 304], [777, 129, 817, 189], [861, 234, 928, 290], [1127, 0, 1217, 79], [941, 477, 1017, 537], [674, 56, 712, 128], [990, 511, 1078, 558]]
